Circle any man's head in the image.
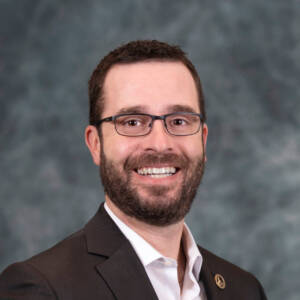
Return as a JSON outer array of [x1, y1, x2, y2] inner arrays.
[[85, 40, 208, 226]]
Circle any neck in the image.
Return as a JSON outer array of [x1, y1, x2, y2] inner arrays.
[[106, 198, 184, 261]]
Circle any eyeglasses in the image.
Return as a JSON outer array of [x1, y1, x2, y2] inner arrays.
[[96, 112, 204, 137]]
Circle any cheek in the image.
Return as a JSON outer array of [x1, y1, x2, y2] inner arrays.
[[103, 134, 140, 163], [180, 141, 205, 162]]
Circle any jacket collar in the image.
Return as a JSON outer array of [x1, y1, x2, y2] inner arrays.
[[84, 203, 158, 300], [84, 203, 125, 256], [84, 203, 230, 300]]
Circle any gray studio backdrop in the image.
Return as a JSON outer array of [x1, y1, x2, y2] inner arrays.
[[1, 1, 299, 299]]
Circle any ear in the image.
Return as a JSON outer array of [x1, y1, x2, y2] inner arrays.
[[202, 123, 208, 162], [85, 125, 101, 166]]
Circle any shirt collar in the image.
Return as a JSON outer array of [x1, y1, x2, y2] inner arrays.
[[104, 202, 202, 278], [104, 202, 161, 266], [181, 223, 203, 280]]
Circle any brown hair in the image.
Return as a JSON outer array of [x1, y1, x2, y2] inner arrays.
[[88, 40, 206, 125]]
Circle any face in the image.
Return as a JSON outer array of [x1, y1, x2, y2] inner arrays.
[[86, 61, 208, 226]]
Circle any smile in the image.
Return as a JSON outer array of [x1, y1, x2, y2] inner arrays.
[[136, 167, 177, 178]]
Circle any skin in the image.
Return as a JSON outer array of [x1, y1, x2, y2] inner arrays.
[[85, 61, 208, 290]]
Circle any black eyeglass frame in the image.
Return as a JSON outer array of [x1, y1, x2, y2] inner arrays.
[[95, 112, 204, 137]]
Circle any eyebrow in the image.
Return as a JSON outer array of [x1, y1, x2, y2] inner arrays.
[[167, 105, 198, 113], [115, 104, 198, 115], [116, 106, 146, 114]]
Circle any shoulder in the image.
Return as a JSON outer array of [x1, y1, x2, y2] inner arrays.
[[0, 229, 100, 300], [4, 227, 105, 279], [199, 246, 267, 299], [26, 229, 88, 272], [0, 260, 57, 299], [199, 245, 255, 279]]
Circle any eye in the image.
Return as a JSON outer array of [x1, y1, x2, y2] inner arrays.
[[169, 116, 191, 127], [119, 118, 142, 127], [126, 119, 140, 127], [172, 118, 187, 126], [116, 115, 149, 128]]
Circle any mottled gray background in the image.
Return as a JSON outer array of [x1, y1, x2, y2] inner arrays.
[[1, 0, 299, 299]]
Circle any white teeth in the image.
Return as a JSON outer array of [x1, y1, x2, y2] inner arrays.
[[137, 167, 176, 176], [149, 174, 172, 178]]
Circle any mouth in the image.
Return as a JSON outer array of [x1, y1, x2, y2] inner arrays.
[[135, 167, 178, 178]]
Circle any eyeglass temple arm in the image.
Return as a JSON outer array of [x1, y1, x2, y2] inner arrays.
[[95, 116, 114, 126]]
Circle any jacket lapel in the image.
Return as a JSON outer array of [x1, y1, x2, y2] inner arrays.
[[200, 258, 222, 300], [199, 247, 230, 300], [96, 241, 158, 300], [84, 203, 158, 300]]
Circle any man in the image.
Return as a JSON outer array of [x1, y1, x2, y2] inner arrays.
[[0, 40, 267, 299]]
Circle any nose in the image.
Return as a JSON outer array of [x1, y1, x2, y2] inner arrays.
[[142, 119, 175, 152]]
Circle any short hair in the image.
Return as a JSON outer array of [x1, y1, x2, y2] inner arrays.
[[88, 40, 206, 125]]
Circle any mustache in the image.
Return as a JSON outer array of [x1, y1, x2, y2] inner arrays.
[[124, 152, 189, 171]]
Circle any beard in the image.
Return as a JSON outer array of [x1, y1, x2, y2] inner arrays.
[[100, 147, 205, 226]]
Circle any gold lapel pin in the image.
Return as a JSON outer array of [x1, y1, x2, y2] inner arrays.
[[214, 273, 226, 289]]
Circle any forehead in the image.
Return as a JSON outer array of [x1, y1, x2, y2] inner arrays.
[[102, 61, 199, 115]]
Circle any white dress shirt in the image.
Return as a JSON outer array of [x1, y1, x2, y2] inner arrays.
[[104, 203, 207, 300]]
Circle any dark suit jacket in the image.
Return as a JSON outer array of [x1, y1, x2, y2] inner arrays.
[[0, 204, 267, 300]]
